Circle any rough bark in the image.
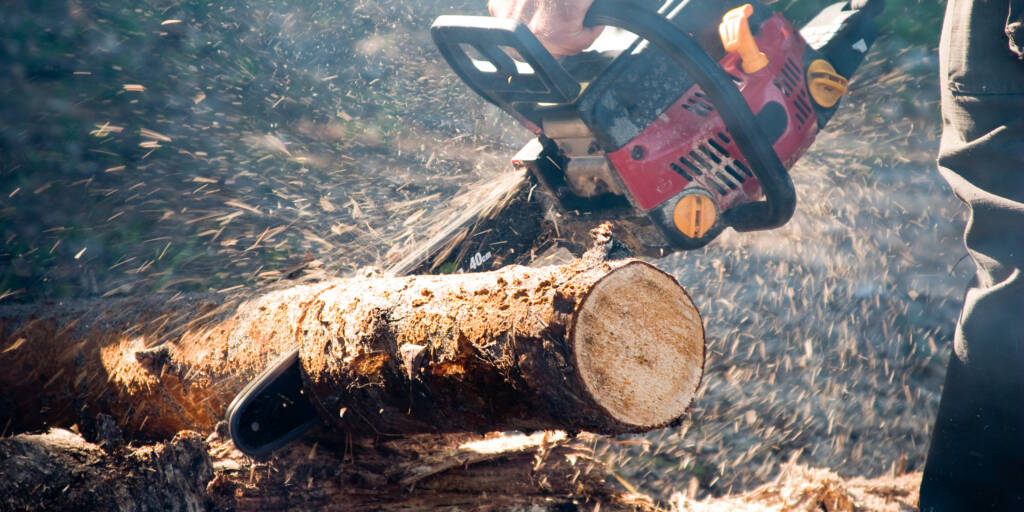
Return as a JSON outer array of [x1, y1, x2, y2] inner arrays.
[[0, 428, 660, 512], [0, 286, 320, 440], [300, 249, 705, 437], [0, 246, 703, 441]]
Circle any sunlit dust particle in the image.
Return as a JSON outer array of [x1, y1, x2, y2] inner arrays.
[[139, 128, 172, 142], [2, 338, 27, 353]]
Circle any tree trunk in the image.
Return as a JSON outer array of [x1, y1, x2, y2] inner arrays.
[[301, 248, 705, 437], [0, 244, 703, 442]]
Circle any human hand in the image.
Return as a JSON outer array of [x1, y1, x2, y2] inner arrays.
[[487, 0, 604, 57]]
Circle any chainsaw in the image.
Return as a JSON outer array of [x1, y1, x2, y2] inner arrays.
[[432, 0, 882, 252], [226, 0, 882, 456]]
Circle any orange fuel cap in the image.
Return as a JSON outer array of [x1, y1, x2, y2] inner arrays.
[[719, 4, 768, 74], [673, 193, 718, 239], [807, 59, 848, 108]]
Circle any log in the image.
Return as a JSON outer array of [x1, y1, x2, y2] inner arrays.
[[0, 245, 704, 441], [301, 249, 705, 436], [0, 428, 660, 512], [0, 222, 703, 510]]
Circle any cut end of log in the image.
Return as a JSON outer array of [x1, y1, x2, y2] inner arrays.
[[572, 262, 704, 429]]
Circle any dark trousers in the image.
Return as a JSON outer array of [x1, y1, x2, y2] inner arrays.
[[919, 0, 1024, 509]]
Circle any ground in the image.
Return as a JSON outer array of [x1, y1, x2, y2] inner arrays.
[[1, 0, 959, 507]]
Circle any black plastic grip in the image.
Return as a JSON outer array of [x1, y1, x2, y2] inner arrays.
[[431, 16, 581, 131]]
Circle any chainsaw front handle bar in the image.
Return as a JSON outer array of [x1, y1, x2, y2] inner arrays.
[[431, 0, 796, 233], [430, 16, 581, 133]]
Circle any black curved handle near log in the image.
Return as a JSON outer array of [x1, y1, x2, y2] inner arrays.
[[225, 348, 315, 457]]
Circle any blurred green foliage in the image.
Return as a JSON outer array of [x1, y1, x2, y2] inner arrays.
[[779, 0, 945, 47]]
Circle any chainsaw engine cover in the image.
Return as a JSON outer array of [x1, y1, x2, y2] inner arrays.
[[580, 1, 821, 247]]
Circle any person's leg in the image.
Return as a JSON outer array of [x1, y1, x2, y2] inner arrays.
[[920, 269, 1024, 510], [919, 0, 1024, 510]]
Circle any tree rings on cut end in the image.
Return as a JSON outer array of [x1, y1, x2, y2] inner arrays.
[[572, 262, 704, 429]]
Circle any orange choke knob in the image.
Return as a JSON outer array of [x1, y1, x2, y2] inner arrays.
[[719, 4, 769, 74], [807, 59, 849, 108], [673, 194, 718, 239]]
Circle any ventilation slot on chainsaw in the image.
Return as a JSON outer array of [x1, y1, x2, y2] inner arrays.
[[681, 91, 715, 117], [672, 153, 732, 196], [792, 90, 813, 125], [773, 58, 815, 126], [780, 58, 802, 92], [672, 137, 750, 196]]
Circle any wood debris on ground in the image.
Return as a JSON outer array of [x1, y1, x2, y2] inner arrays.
[[670, 464, 919, 511], [0, 427, 919, 511]]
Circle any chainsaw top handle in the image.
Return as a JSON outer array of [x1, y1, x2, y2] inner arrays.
[[430, 15, 581, 133], [431, 0, 795, 233]]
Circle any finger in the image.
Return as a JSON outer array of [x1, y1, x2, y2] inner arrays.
[[540, 26, 604, 56], [580, 25, 605, 44]]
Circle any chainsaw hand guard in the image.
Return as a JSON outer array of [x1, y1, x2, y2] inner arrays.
[[430, 16, 581, 133]]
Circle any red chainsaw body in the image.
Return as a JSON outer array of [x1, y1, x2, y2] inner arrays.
[[606, 13, 817, 212]]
